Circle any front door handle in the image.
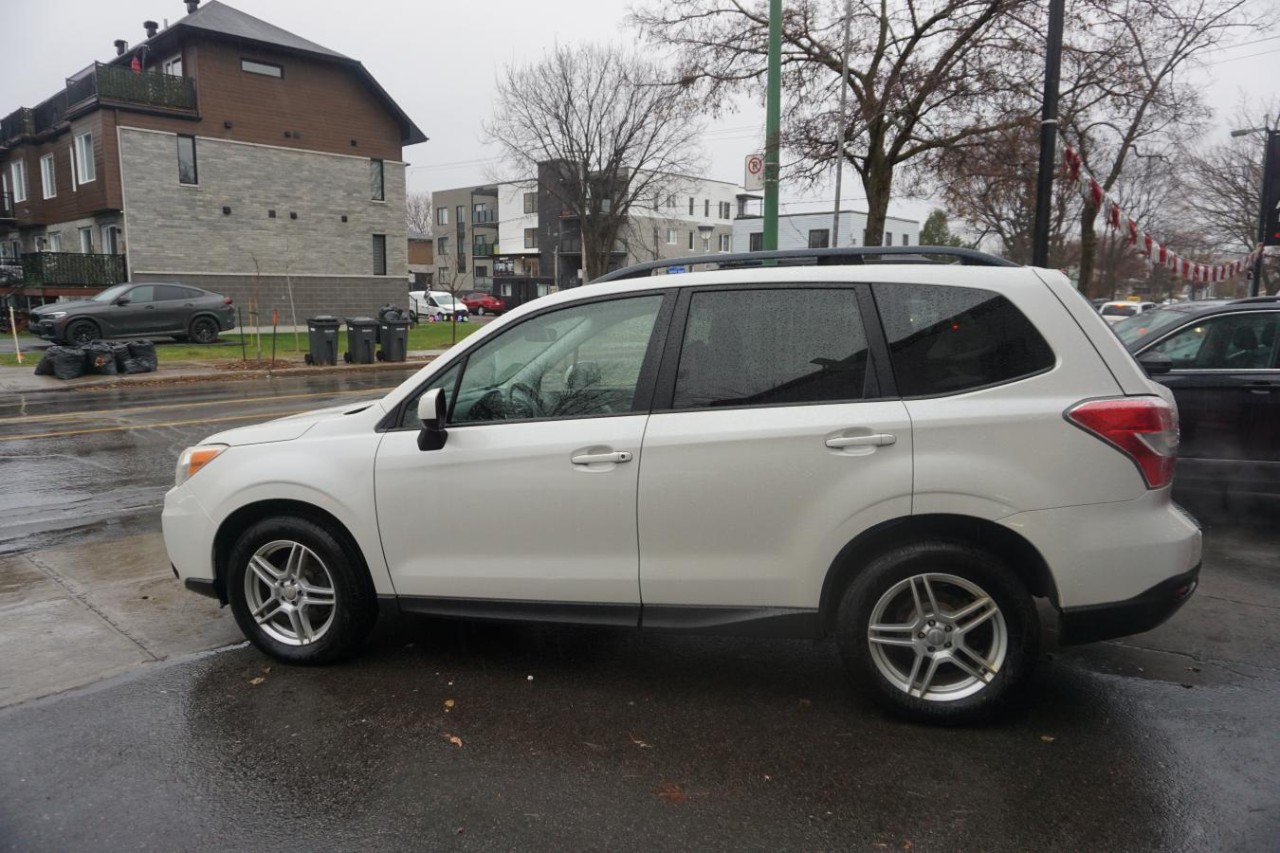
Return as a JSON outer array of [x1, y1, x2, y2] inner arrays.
[[826, 433, 896, 448], [144, 305, 156, 310], [571, 450, 633, 465]]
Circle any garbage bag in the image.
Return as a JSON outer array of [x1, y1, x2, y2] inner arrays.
[[109, 342, 131, 372], [52, 347, 86, 380], [378, 304, 408, 323], [83, 341, 118, 375], [127, 339, 158, 372], [34, 347, 59, 376], [121, 358, 154, 375]]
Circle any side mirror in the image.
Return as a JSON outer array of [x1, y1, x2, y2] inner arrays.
[[1138, 351, 1173, 376], [416, 388, 448, 451], [115, 297, 131, 306]]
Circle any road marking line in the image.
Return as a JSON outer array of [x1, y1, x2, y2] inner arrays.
[[0, 408, 340, 442], [0, 387, 398, 426]]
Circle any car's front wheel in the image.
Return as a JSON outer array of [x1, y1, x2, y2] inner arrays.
[[226, 516, 378, 664], [476, 306, 485, 316], [65, 319, 99, 346], [836, 541, 1039, 724]]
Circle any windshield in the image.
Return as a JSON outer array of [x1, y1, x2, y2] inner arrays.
[[1113, 307, 1195, 347], [433, 293, 459, 307], [92, 284, 133, 303]]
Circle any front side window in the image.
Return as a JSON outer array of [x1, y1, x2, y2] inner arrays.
[[674, 288, 869, 409], [449, 295, 663, 425], [874, 283, 1055, 396], [126, 285, 155, 303], [177, 135, 198, 185], [370, 159, 384, 201], [11, 159, 27, 203], [372, 234, 387, 276], [1145, 312, 1279, 370], [75, 132, 95, 184], [40, 154, 55, 198]]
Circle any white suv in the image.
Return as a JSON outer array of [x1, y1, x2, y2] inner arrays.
[[164, 249, 1201, 723]]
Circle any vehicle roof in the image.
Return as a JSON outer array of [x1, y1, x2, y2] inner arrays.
[[1146, 296, 1279, 317]]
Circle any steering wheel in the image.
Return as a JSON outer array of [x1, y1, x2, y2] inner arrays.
[[508, 381, 543, 418]]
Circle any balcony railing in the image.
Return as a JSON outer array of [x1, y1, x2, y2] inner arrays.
[[17, 252, 128, 287], [0, 108, 34, 146], [68, 63, 196, 113], [0, 191, 12, 221], [473, 243, 495, 257], [472, 210, 498, 225]]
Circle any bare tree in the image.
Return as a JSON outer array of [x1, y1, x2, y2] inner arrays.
[[406, 191, 433, 238], [485, 43, 703, 283], [631, 0, 1034, 247]]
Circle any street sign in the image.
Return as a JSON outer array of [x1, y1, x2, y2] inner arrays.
[[745, 154, 765, 192], [667, 266, 687, 275], [1264, 131, 1280, 247]]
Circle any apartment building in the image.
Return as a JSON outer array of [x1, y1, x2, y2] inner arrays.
[[0, 0, 425, 318], [732, 209, 920, 252]]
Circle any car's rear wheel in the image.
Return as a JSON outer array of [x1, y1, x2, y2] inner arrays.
[[476, 306, 485, 316], [836, 541, 1039, 724], [189, 316, 220, 344], [226, 516, 378, 664], [65, 319, 99, 346]]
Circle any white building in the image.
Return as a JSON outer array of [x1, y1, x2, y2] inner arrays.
[[733, 210, 920, 252]]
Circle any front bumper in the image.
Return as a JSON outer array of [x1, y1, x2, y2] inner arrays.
[[1057, 562, 1200, 645], [163, 485, 220, 600]]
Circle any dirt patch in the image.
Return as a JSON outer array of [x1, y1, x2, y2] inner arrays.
[[215, 359, 299, 371]]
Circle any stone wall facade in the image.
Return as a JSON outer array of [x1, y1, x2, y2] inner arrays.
[[128, 272, 410, 323]]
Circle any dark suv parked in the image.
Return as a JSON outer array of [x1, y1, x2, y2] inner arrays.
[[1117, 295, 1280, 505], [28, 282, 236, 345]]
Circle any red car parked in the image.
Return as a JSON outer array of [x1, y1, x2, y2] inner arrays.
[[461, 291, 506, 316]]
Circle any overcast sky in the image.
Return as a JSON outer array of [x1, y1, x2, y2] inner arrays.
[[4, 0, 1278, 226]]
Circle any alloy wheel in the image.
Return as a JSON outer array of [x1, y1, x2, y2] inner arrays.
[[242, 539, 337, 645]]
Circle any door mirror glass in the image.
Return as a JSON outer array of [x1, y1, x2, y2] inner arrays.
[[1137, 350, 1173, 376], [416, 388, 448, 451], [115, 297, 130, 306]]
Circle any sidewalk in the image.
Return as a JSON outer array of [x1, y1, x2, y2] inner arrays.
[[0, 349, 446, 395]]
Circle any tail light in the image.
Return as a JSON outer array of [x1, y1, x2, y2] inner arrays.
[[1066, 397, 1178, 488], [222, 296, 234, 305]]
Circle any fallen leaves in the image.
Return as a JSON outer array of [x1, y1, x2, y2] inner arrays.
[[443, 698, 455, 712], [248, 677, 265, 686], [1040, 735, 1056, 743], [445, 734, 464, 748], [630, 735, 651, 749], [656, 782, 685, 804]]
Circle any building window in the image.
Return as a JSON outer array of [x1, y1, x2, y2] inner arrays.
[[885, 233, 893, 246], [456, 205, 465, 224], [40, 154, 56, 199], [704, 199, 710, 218], [667, 195, 676, 209], [241, 59, 283, 78], [68, 148, 76, 192], [48, 232, 62, 252], [688, 197, 694, 215], [369, 159, 384, 201], [808, 229, 830, 249], [902, 233, 910, 246], [437, 236, 449, 255], [718, 234, 731, 252], [688, 231, 694, 250], [372, 234, 387, 276], [749, 232, 763, 252], [524, 228, 537, 249], [177, 135, 198, 185], [666, 228, 677, 245], [10, 159, 27, 203], [161, 54, 182, 76], [523, 192, 537, 214], [79, 227, 94, 254], [437, 207, 448, 226], [476, 265, 488, 279], [719, 201, 732, 220], [75, 132, 95, 184]]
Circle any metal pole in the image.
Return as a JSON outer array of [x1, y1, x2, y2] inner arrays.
[[763, 0, 782, 251], [831, 0, 852, 247], [1251, 130, 1277, 297], [1032, 0, 1066, 268]]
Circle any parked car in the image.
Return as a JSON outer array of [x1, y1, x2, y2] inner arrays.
[[1115, 295, 1280, 506], [164, 247, 1200, 724], [1098, 300, 1158, 325], [461, 291, 506, 316], [408, 290, 470, 322], [28, 282, 235, 345]]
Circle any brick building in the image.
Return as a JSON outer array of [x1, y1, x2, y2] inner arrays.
[[0, 0, 426, 320]]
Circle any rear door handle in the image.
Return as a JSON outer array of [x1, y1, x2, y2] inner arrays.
[[571, 450, 633, 465], [1247, 381, 1276, 395], [826, 433, 896, 448]]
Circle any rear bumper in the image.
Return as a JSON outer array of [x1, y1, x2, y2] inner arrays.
[[1058, 562, 1200, 645]]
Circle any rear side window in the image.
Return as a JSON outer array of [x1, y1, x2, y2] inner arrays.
[[873, 283, 1054, 396], [673, 287, 869, 408]]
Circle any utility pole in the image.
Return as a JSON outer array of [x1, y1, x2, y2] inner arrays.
[[831, 0, 852, 247], [1032, 0, 1065, 268], [1252, 130, 1278, 297], [763, 0, 782, 251]]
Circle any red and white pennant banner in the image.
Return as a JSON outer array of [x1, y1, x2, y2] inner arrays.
[[1062, 145, 1263, 283]]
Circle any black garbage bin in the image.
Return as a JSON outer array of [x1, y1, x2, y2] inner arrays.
[[378, 317, 410, 363], [344, 317, 378, 364], [305, 316, 341, 366]]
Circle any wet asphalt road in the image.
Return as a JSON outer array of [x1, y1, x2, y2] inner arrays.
[[1, 377, 1278, 851]]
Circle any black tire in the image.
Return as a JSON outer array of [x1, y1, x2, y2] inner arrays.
[[226, 515, 378, 665], [65, 319, 99, 346], [189, 316, 220, 344], [835, 541, 1039, 724]]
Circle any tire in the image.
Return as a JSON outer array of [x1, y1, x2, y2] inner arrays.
[[189, 316, 220, 344], [835, 541, 1039, 724], [65, 319, 99, 346], [226, 516, 378, 665], [476, 307, 485, 316]]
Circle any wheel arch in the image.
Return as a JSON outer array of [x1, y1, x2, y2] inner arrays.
[[211, 499, 375, 605], [818, 514, 1059, 634]]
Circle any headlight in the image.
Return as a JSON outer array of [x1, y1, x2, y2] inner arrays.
[[175, 444, 228, 486], [45, 311, 67, 319]]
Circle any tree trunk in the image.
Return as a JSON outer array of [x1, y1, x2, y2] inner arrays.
[[860, 162, 894, 248], [1078, 204, 1099, 295]]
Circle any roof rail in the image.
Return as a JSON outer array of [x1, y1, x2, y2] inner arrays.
[[592, 246, 1018, 283], [1231, 295, 1280, 304]]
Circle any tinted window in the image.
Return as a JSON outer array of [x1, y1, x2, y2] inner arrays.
[[673, 288, 868, 409], [874, 283, 1054, 396], [127, 285, 155, 303], [451, 295, 662, 424], [1146, 312, 1279, 370], [154, 285, 191, 301]]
